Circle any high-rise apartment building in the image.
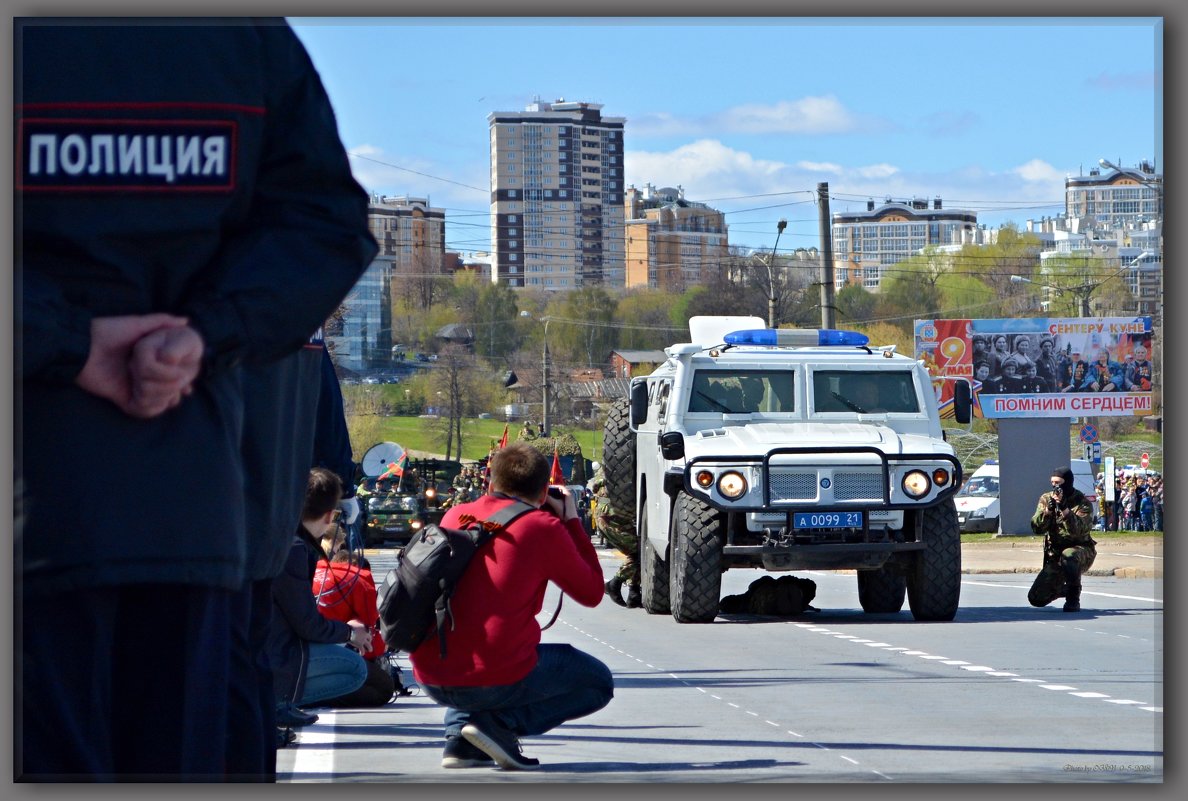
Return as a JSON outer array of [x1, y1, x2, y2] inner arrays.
[[368, 195, 446, 275], [489, 99, 626, 289], [831, 198, 978, 291], [624, 184, 728, 291]]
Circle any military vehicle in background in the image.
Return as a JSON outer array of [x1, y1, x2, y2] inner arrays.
[[602, 316, 972, 624]]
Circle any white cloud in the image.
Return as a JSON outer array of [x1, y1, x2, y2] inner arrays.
[[714, 96, 862, 135], [856, 163, 899, 180], [630, 96, 881, 138], [796, 160, 844, 175], [1014, 159, 1064, 183], [626, 140, 788, 197]]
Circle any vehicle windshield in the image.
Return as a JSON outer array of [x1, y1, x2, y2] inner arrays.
[[812, 370, 920, 414], [687, 370, 795, 414], [957, 476, 1000, 497]]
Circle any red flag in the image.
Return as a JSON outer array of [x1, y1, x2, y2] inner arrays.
[[549, 447, 565, 485], [497, 423, 509, 450], [378, 452, 408, 481]]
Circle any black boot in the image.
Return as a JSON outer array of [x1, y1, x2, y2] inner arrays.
[[1062, 561, 1082, 612], [625, 582, 641, 608], [604, 576, 626, 607]]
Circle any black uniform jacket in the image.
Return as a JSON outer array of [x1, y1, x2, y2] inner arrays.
[[16, 20, 377, 594]]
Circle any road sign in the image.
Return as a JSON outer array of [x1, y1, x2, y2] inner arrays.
[[1092, 442, 1102, 463], [1141, 452, 1150, 469], [1078, 424, 1099, 444]]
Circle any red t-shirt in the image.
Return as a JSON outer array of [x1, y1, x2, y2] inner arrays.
[[409, 494, 604, 687]]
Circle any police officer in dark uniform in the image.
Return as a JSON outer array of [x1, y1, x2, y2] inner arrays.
[[1028, 466, 1096, 612], [16, 19, 376, 780]]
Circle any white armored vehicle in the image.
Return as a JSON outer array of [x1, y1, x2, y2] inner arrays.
[[602, 316, 972, 623]]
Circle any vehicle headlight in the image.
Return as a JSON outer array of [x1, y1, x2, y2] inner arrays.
[[411, 519, 424, 530], [694, 470, 715, 489], [969, 509, 985, 518], [902, 470, 931, 498], [717, 471, 748, 500], [425, 487, 437, 499], [931, 468, 950, 487]]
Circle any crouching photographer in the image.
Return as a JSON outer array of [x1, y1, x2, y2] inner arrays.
[[1028, 466, 1096, 612]]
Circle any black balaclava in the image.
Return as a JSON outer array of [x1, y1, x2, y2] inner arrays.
[[1051, 466, 1078, 507]]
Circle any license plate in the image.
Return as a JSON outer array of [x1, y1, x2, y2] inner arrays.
[[793, 511, 864, 529]]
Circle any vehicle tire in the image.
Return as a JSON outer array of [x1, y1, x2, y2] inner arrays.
[[906, 500, 962, 621], [601, 397, 637, 526], [669, 492, 723, 623], [857, 567, 907, 613], [639, 504, 670, 615]]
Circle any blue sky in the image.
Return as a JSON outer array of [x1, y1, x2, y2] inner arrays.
[[290, 17, 1161, 259]]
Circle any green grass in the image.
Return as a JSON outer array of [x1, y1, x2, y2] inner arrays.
[[354, 414, 605, 463]]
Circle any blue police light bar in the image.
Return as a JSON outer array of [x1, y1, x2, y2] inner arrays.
[[723, 328, 870, 347]]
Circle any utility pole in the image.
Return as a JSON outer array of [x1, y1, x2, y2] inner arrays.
[[541, 316, 552, 436], [768, 219, 786, 328], [817, 182, 835, 329]]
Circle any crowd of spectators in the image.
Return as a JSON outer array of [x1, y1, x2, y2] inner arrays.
[[1095, 473, 1163, 532]]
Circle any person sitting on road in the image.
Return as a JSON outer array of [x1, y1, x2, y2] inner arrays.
[[267, 469, 372, 730], [310, 549, 397, 707]]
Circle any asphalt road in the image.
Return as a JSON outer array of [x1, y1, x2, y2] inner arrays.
[[277, 542, 1163, 784]]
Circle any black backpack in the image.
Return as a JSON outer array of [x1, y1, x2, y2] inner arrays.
[[376, 499, 535, 659]]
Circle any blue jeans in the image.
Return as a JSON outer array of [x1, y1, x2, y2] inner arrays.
[[421, 644, 614, 739], [300, 643, 367, 706], [344, 520, 365, 553]]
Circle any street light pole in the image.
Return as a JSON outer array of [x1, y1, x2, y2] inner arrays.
[[767, 219, 786, 328]]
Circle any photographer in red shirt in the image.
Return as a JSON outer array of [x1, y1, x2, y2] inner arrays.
[[410, 442, 612, 771]]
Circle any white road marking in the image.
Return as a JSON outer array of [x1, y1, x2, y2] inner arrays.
[[287, 711, 339, 779], [961, 579, 1161, 604], [792, 624, 1161, 716]]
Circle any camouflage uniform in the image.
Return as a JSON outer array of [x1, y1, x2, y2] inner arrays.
[[1028, 468, 1096, 611], [592, 472, 640, 606]]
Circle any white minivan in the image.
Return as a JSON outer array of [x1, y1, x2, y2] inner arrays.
[[956, 458, 1095, 533]]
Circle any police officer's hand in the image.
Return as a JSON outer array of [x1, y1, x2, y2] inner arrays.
[[76, 314, 192, 418], [128, 324, 204, 417]]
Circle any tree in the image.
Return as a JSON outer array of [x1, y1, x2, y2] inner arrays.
[[851, 321, 914, 355], [429, 345, 472, 460], [950, 225, 1044, 317], [878, 250, 946, 324], [1037, 254, 1135, 317], [834, 284, 878, 324], [472, 280, 523, 360], [615, 289, 684, 350], [557, 286, 619, 368]]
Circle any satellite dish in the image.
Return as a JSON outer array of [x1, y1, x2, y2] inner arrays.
[[362, 441, 405, 478]]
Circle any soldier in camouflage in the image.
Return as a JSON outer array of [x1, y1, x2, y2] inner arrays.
[[592, 471, 640, 608], [1028, 466, 1096, 612]]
